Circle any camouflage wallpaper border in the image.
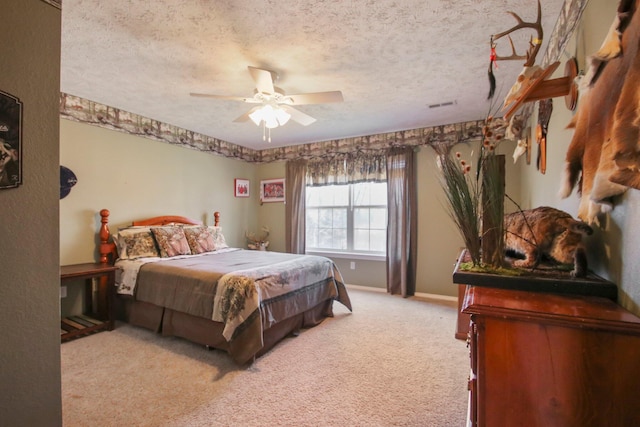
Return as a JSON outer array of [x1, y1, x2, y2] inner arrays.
[[60, 92, 488, 163], [542, 0, 588, 67], [60, 93, 262, 162]]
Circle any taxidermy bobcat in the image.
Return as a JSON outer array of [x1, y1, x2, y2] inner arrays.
[[503, 206, 593, 277]]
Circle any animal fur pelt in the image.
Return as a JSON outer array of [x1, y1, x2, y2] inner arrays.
[[559, 0, 640, 224]]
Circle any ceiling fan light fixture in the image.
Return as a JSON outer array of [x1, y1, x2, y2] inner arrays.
[[264, 115, 279, 129], [274, 107, 291, 126], [249, 104, 291, 128], [190, 66, 342, 143], [248, 107, 265, 126]]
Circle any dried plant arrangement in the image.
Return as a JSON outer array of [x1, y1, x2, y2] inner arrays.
[[438, 115, 507, 269], [245, 226, 270, 250]]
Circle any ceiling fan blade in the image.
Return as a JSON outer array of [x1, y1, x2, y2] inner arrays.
[[233, 112, 251, 123], [190, 92, 262, 103], [248, 66, 275, 95], [190, 92, 244, 100], [284, 91, 344, 105], [281, 105, 317, 126], [232, 106, 261, 123]]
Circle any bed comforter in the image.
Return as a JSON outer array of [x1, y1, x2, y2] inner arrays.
[[116, 249, 352, 363]]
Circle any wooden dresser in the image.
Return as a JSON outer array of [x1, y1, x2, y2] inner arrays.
[[462, 286, 640, 427]]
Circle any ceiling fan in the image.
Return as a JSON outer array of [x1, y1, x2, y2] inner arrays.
[[190, 66, 343, 142]]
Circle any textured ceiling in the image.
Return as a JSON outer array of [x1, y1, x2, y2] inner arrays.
[[60, 0, 566, 150]]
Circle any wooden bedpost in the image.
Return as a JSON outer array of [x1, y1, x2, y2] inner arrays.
[[99, 209, 112, 264], [214, 211, 220, 226]]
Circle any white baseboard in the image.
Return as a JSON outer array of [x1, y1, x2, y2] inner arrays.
[[345, 284, 386, 293], [414, 291, 457, 302], [345, 284, 457, 302]]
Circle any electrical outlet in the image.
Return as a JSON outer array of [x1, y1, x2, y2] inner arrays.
[[60, 286, 67, 298], [350, 261, 356, 270]]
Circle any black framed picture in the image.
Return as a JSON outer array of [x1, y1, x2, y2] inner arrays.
[[0, 90, 23, 189]]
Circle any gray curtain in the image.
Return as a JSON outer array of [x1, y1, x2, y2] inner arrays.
[[386, 147, 417, 297], [285, 159, 308, 254]]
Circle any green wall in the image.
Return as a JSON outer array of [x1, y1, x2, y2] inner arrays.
[[255, 161, 288, 253], [60, 119, 257, 264]]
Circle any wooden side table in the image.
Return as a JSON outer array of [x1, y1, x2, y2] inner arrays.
[[60, 262, 118, 342]]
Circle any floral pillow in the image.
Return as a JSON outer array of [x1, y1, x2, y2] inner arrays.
[[114, 227, 159, 260], [123, 230, 159, 259], [151, 226, 192, 257], [208, 226, 229, 249], [183, 226, 216, 254]]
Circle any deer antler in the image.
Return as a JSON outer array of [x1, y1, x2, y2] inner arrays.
[[491, 36, 526, 62], [491, 0, 543, 67]]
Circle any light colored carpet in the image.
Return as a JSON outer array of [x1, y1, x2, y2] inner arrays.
[[61, 288, 469, 426]]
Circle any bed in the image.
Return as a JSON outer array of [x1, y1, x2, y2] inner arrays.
[[98, 209, 352, 364]]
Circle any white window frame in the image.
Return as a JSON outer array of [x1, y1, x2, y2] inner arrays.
[[305, 182, 387, 259]]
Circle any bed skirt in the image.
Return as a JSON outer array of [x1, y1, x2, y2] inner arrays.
[[116, 296, 335, 363]]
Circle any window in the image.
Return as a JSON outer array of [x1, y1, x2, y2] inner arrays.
[[306, 182, 387, 255]]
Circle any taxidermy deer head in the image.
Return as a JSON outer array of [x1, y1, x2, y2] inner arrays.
[[487, 0, 543, 100]]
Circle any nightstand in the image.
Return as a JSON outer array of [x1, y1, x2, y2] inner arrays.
[[60, 262, 117, 341]]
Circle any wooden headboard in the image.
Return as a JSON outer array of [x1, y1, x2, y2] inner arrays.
[[98, 209, 220, 264]]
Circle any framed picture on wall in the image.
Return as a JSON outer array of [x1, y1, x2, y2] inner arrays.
[[0, 90, 23, 190], [260, 178, 285, 203], [234, 178, 250, 197]]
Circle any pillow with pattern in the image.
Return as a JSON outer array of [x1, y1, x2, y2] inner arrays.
[[114, 226, 159, 260], [122, 230, 159, 259], [183, 226, 216, 254], [207, 226, 229, 249], [151, 226, 192, 257]]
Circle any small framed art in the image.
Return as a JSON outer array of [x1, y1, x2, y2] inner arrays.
[[234, 178, 250, 197], [260, 178, 285, 203]]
